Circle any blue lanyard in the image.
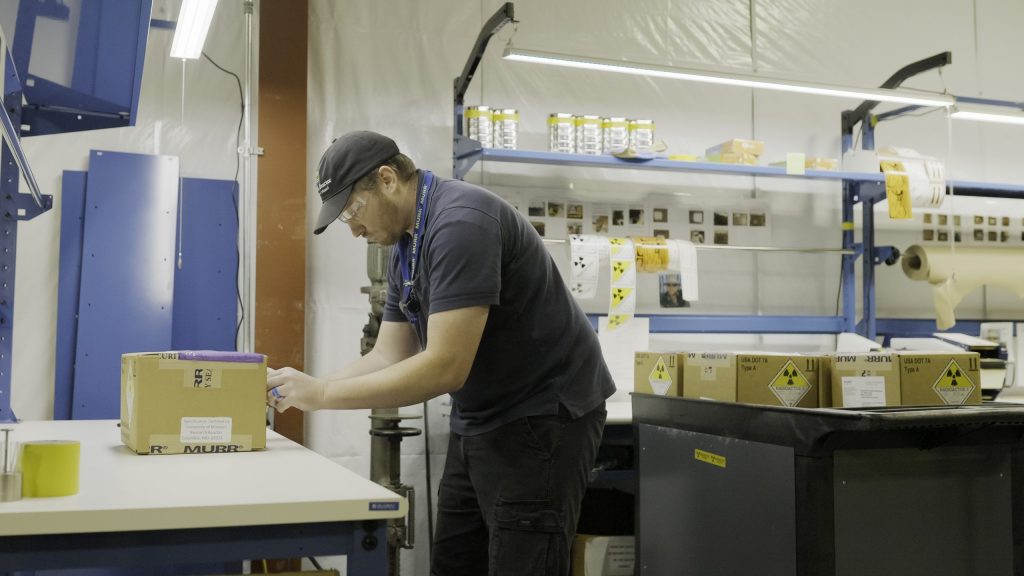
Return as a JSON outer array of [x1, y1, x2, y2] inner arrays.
[[397, 170, 433, 321]]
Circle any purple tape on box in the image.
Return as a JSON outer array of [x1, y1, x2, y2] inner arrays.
[[175, 350, 266, 363]]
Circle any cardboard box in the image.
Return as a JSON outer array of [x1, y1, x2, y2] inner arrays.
[[830, 352, 900, 408], [572, 535, 634, 576], [684, 352, 820, 408], [897, 352, 981, 406], [121, 351, 268, 455], [682, 352, 739, 401], [705, 138, 765, 157], [633, 352, 682, 396], [829, 351, 981, 408]]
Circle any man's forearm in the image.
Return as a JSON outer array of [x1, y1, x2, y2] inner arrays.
[[321, 349, 461, 410], [320, 349, 393, 382]]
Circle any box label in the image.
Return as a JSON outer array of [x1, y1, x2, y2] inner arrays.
[[841, 376, 886, 407], [768, 360, 811, 407], [180, 417, 233, 443], [369, 501, 400, 511], [932, 358, 976, 405], [694, 448, 726, 468], [834, 354, 894, 372], [648, 357, 673, 395], [184, 367, 222, 389]]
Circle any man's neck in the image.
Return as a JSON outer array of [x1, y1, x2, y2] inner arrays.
[[402, 172, 421, 235]]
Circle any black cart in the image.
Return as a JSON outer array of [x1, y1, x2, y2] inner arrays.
[[633, 394, 1024, 575]]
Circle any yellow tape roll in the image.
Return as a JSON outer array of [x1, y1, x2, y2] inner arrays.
[[20, 440, 80, 497]]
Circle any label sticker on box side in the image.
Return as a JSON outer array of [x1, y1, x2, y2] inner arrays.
[[932, 358, 976, 405], [768, 359, 812, 407], [841, 376, 887, 407], [694, 448, 726, 468], [834, 354, 894, 372], [687, 352, 732, 368], [180, 417, 233, 444], [648, 357, 673, 395], [182, 367, 223, 389], [370, 501, 400, 511]]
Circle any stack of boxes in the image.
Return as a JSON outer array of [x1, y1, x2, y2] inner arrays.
[[634, 349, 981, 409]]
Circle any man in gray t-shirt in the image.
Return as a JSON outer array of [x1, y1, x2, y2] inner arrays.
[[267, 131, 615, 575]]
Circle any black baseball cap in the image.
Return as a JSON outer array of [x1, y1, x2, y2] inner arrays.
[[313, 130, 400, 235]]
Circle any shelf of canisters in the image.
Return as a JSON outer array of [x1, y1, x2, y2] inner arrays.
[[453, 139, 1024, 200]]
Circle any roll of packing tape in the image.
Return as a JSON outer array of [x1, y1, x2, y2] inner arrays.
[[20, 440, 80, 497]]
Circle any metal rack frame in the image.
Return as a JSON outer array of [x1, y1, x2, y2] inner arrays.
[[452, 4, 1024, 340]]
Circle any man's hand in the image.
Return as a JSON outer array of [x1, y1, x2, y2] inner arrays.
[[266, 366, 327, 412]]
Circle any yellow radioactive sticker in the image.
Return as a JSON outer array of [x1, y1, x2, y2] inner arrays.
[[611, 260, 634, 282], [607, 314, 631, 329], [610, 287, 633, 309], [768, 359, 812, 407], [609, 237, 628, 257], [694, 448, 726, 468], [932, 359, 976, 405]]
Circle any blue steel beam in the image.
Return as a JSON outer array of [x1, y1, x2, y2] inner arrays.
[[588, 314, 847, 334]]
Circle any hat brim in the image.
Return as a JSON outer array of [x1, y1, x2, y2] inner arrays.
[[313, 185, 353, 235]]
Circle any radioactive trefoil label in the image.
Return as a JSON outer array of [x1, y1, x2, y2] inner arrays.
[[932, 359, 975, 405], [648, 356, 673, 395], [768, 360, 811, 407]]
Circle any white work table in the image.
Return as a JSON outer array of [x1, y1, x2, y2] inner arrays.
[[0, 419, 404, 574]]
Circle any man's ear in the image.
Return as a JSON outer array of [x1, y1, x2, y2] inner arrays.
[[379, 165, 398, 191]]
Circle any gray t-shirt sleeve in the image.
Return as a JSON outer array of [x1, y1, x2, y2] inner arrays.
[[425, 206, 502, 313], [382, 252, 405, 322]]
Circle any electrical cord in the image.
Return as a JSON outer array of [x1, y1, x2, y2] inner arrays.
[[201, 50, 246, 345]]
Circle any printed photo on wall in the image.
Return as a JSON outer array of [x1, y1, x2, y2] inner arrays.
[[528, 200, 546, 217], [567, 222, 583, 235], [658, 273, 689, 308], [547, 202, 565, 218], [732, 212, 749, 226], [593, 215, 609, 233], [714, 230, 729, 245], [690, 230, 705, 244], [530, 221, 546, 237], [612, 209, 626, 227], [653, 208, 668, 223], [567, 204, 584, 219], [923, 229, 934, 241], [973, 229, 984, 241], [653, 229, 670, 239], [629, 208, 645, 225], [937, 231, 948, 242], [713, 211, 729, 226], [750, 212, 766, 227], [689, 210, 704, 225]]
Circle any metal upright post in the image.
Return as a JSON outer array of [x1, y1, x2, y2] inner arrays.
[[840, 181, 858, 333], [0, 53, 52, 422]]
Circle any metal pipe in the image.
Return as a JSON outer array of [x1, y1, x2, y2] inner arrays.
[[240, 0, 255, 353], [0, 102, 42, 209]]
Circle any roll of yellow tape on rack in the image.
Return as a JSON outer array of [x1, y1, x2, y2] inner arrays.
[[20, 440, 80, 497]]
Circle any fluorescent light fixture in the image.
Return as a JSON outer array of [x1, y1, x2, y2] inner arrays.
[[170, 0, 219, 59], [951, 107, 1024, 126], [503, 48, 955, 108]]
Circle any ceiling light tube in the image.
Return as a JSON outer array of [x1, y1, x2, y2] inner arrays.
[[503, 48, 955, 108], [950, 108, 1024, 126], [170, 0, 219, 60]]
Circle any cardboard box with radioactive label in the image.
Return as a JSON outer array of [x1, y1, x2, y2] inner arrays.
[[634, 352, 683, 396], [829, 351, 981, 407], [683, 352, 820, 408], [896, 351, 981, 406], [121, 351, 268, 455]]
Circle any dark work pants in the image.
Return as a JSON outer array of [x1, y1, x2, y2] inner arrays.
[[430, 404, 607, 576]]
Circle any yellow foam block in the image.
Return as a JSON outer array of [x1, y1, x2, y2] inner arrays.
[[21, 440, 80, 497]]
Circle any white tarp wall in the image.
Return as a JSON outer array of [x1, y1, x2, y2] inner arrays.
[[307, 1, 1024, 573], [7, 0, 1024, 574]]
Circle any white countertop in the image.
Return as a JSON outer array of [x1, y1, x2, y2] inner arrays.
[[0, 420, 405, 537]]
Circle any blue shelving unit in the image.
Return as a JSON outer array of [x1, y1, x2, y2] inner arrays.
[[451, 5, 1024, 341]]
